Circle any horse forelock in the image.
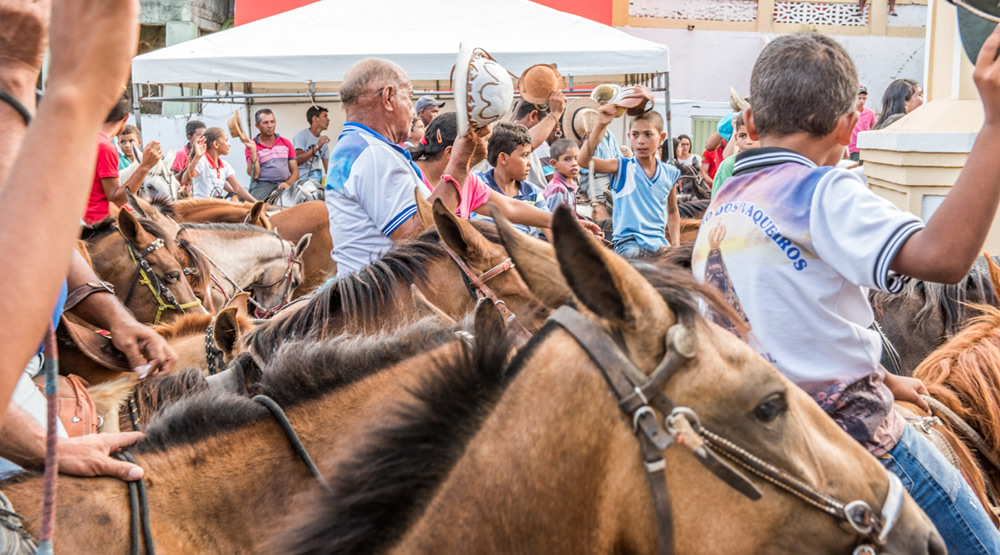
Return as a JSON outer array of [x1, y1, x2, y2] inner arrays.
[[130, 317, 472, 456], [280, 306, 517, 555]]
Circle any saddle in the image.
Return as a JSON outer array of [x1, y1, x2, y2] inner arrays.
[[32, 373, 99, 437], [56, 314, 131, 372]]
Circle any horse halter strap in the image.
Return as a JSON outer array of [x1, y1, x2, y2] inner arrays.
[[548, 306, 905, 555], [439, 242, 532, 342], [123, 238, 202, 324], [251, 246, 300, 319]]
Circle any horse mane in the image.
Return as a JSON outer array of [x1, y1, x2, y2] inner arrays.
[[645, 242, 695, 270], [179, 221, 283, 241], [131, 317, 472, 454], [913, 303, 1000, 454], [175, 237, 211, 292], [80, 215, 174, 246], [243, 222, 501, 351], [871, 256, 998, 335], [678, 199, 710, 219], [125, 368, 211, 432], [282, 304, 517, 555], [140, 191, 177, 220], [282, 265, 737, 554]]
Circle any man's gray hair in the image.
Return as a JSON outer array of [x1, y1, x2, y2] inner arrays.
[[340, 58, 408, 107]]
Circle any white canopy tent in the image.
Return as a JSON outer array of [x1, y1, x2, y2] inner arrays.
[[132, 0, 670, 88]]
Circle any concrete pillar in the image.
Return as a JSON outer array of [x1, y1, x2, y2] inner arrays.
[[163, 21, 200, 116]]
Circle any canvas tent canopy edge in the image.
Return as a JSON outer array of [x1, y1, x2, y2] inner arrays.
[[130, 0, 671, 89]]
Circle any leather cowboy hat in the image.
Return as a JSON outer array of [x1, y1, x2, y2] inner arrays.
[[563, 97, 601, 142], [453, 44, 516, 137], [616, 85, 655, 117], [519, 63, 563, 104], [950, 0, 1000, 63], [591, 83, 621, 104], [227, 109, 248, 141]]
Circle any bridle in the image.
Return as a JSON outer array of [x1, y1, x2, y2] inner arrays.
[[440, 241, 533, 342], [122, 237, 203, 325], [549, 305, 905, 555], [182, 235, 300, 320]]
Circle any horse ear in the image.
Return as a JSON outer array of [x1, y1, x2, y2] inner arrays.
[[410, 284, 456, 325], [433, 199, 491, 262], [489, 203, 571, 308], [222, 291, 251, 320], [117, 208, 152, 245], [415, 187, 433, 230], [551, 205, 671, 332], [473, 296, 505, 342], [213, 307, 242, 356], [986, 252, 1000, 297], [294, 234, 312, 259], [125, 189, 147, 218], [249, 201, 267, 226]]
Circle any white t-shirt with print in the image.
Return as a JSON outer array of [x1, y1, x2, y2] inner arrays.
[[691, 147, 923, 455], [191, 155, 235, 200]]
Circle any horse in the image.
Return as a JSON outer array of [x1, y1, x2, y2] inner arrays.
[[81, 209, 205, 325], [280, 205, 942, 554], [168, 197, 272, 229], [177, 222, 310, 317], [871, 255, 999, 375], [672, 161, 711, 202], [238, 200, 548, 365], [268, 200, 335, 297], [0, 313, 495, 553]]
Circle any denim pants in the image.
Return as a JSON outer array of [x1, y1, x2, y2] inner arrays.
[[613, 237, 657, 259], [881, 424, 1000, 554], [248, 179, 281, 201]]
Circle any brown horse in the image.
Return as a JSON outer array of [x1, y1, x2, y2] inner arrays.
[[82, 209, 206, 325], [281, 205, 942, 554], [0, 313, 494, 553], [170, 197, 271, 229], [269, 200, 334, 298], [239, 201, 548, 364]]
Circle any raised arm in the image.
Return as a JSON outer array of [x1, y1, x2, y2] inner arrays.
[[578, 103, 621, 175], [244, 138, 259, 179], [104, 141, 162, 204], [526, 91, 565, 151], [891, 25, 1000, 283], [181, 136, 206, 188]]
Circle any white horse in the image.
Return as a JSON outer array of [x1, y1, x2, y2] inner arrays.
[[119, 140, 181, 200]]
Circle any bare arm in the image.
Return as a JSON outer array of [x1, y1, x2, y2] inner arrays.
[[282, 159, 299, 188], [666, 185, 680, 246], [891, 27, 1000, 283], [226, 175, 256, 203], [0, 0, 141, 424], [0, 402, 145, 480], [294, 145, 318, 165], [244, 139, 259, 179], [704, 131, 723, 152], [105, 141, 162, 205]]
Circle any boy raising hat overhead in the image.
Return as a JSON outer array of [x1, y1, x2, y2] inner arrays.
[[692, 30, 1000, 554], [578, 108, 680, 257]]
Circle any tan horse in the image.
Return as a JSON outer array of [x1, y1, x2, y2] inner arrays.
[[171, 197, 271, 229], [280, 205, 942, 554], [82, 209, 205, 325], [269, 200, 334, 298], [0, 312, 498, 553]]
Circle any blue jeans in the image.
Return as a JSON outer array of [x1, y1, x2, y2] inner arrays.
[[881, 424, 1000, 555], [613, 237, 658, 258]]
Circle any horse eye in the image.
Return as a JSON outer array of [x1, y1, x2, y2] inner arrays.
[[753, 393, 787, 423], [165, 271, 181, 283]]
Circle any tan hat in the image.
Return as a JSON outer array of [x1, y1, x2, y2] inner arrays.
[[729, 87, 750, 112], [518, 63, 563, 104], [227, 109, 247, 141], [590, 83, 621, 104], [563, 97, 601, 142], [616, 85, 655, 117]]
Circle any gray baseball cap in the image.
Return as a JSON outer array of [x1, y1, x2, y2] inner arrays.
[[415, 96, 446, 113]]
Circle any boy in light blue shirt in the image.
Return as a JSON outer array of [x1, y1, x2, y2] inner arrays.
[[578, 109, 680, 257]]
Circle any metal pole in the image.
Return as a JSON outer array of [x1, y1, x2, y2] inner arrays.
[[663, 70, 674, 164], [132, 82, 143, 132]]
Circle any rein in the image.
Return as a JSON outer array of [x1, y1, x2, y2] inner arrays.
[[549, 305, 905, 555], [122, 237, 202, 324], [439, 242, 533, 342]]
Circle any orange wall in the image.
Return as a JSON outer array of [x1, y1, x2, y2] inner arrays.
[[235, 0, 612, 26]]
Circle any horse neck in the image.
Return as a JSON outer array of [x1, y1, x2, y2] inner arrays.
[[3, 349, 443, 553], [185, 228, 287, 287]]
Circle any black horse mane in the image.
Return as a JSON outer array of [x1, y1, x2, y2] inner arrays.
[[243, 222, 501, 352], [678, 199, 710, 219], [282, 304, 519, 555], [871, 255, 999, 334], [282, 264, 732, 554], [131, 317, 470, 454], [142, 191, 177, 220]]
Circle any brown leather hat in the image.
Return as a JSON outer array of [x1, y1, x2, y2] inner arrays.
[[616, 85, 655, 117], [227, 109, 247, 141], [519, 63, 564, 104]]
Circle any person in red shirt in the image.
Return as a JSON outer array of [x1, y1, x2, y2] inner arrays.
[[85, 94, 162, 223], [701, 138, 727, 188]]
